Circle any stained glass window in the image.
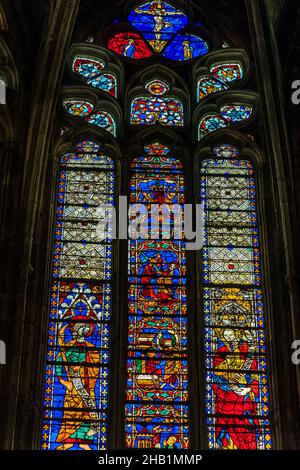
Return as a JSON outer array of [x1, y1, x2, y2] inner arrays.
[[63, 100, 93, 117], [125, 143, 189, 449], [73, 58, 105, 78], [63, 100, 117, 137], [107, 1, 209, 61], [73, 58, 117, 97], [200, 144, 271, 450], [221, 105, 253, 123], [108, 32, 153, 59], [41, 140, 115, 450], [131, 80, 184, 127], [197, 77, 228, 101], [163, 33, 209, 61], [198, 106, 253, 140], [198, 113, 227, 140], [87, 111, 117, 136]]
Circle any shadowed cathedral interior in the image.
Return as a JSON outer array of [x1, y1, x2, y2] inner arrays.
[[0, 0, 300, 451]]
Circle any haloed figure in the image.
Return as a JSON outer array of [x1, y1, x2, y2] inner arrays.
[[55, 321, 99, 450]]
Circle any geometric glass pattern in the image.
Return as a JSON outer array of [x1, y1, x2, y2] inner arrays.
[[200, 144, 272, 450], [125, 143, 189, 449], [221, 105, 253, 124], [108, 1, 209, 61], [63, 100, 93, 117], [145, 79, 170, 95], [41, 140, 115, 450], [210, 63, 243, 84], [128, 1, 188, 53], [73, 57, 117, 97], [131, 85, 184, 127], [87, 111, 117, 136], [63, 100, 117, 137]]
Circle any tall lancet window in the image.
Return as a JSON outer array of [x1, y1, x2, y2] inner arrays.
[[41, 140, 115, 450], [39, 0, 275, 452], [125, 143, 189, 449]]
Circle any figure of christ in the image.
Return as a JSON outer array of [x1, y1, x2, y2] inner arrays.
[[55, 321, 100, 450], [213, 328, 259, 449], [135, 1, 186, 50]]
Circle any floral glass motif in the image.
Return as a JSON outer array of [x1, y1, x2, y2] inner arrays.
[[131, 95, 184, 126], [197, 77, 228, 101], [210, 63, 243, 84], [63, 100, 116, 137], [198, 113, 227, 140], [41, 140, 115, 451], [108, 32, 153, 59], [126, 143, 189, 449], [221, 105, 253, 124], [200, 144, 272, 450], [108, 1, 209, 61], [73, 58, 117, 97]]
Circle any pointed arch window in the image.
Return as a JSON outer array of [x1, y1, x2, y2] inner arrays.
[[41, 140, 115, 450], [197, 62, 244, 102], [107, 1, 209, 61], [125, 143, 189, 449], [200, 144, 272, 450]]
